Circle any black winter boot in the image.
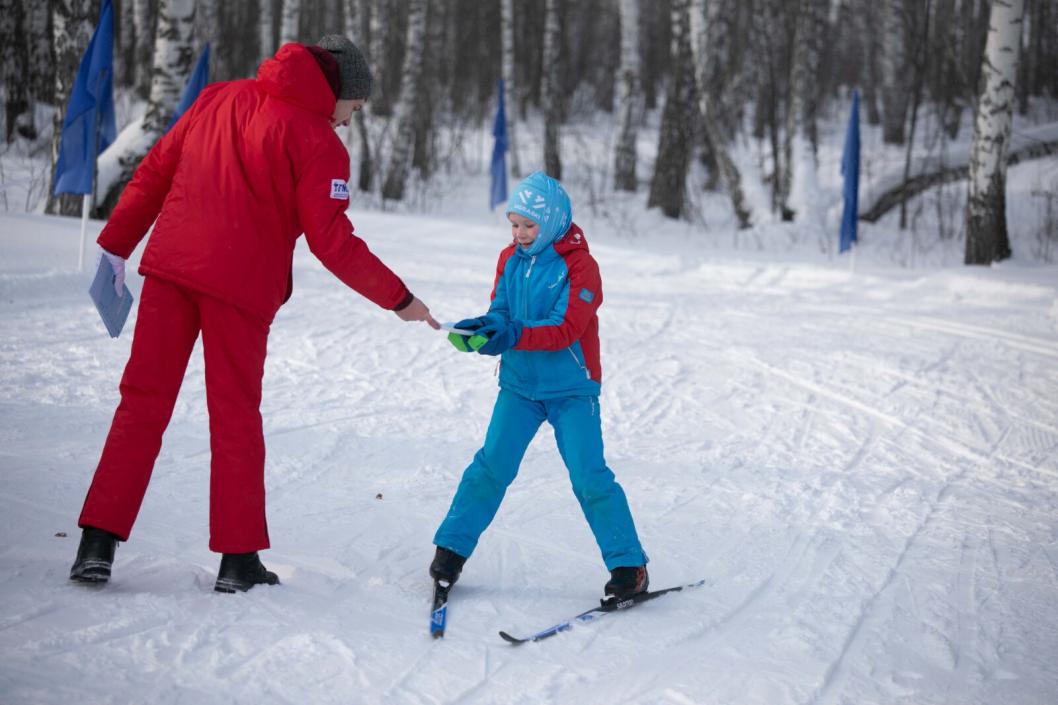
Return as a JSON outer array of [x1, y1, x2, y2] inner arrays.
[[70, 527, 120, 584], [604, 566, 649, 600], [429, 546, 466, 585], [214, 552, 280, 593]]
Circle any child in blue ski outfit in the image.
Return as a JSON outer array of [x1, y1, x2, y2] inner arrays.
[[430, 171, 649, 599]]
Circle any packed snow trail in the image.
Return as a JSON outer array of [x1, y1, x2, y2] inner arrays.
[[1, 211, 1057, 704]]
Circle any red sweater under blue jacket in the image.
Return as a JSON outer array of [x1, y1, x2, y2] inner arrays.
[[487, 223, 603, 400]]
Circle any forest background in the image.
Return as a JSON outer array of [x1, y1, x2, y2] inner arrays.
[[1, 0, 1057, 266]]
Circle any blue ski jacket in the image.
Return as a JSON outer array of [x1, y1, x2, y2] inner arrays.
[[486, 223, 603, 400]]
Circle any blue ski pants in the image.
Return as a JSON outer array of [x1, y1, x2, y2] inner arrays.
[[433, 389, 647, 570]]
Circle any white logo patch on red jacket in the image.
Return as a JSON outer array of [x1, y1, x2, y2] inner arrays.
[[330, 179, 350, 200]]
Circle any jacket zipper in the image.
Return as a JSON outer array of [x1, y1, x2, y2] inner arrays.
[[523, 255, 535, 319], [567, 346, 591, 379], [523, 255, 536, 395]]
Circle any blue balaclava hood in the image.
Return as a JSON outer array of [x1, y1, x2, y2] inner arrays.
[[506, 171, 572, 256]]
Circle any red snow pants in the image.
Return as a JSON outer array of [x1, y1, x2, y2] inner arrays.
[[78, 276, 271, 553]]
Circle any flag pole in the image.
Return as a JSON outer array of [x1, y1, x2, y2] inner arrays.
[[79, 194, 90, 271]]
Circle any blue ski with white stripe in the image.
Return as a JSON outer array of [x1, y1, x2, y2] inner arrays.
[[498, 579, 707, 644], [431, 580, 451, 638]]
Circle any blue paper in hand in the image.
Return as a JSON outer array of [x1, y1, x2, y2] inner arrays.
[[89, 255, 133, 338]]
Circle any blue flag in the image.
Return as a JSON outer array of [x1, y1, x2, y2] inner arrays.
[[489, 79, 509, 210], [839, 90, 861, 254], [53, 0, 116, 196], [168, 43, 211, 131]]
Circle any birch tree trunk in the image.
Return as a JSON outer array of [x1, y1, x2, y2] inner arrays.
[[381, 0, 427, 202], [780, 0, 825, 221], [195, 0, 219, 79], [860, 0, 883, 125], [279, 0, 300, 45], [0, 0, 28, 143], [613, 0, 639, 192], [46, 0, 97, 216], [133, 0, 156, 98], [965, 0, 1026, 265], [97, 0, 196, 216], [343, 0, 366, 51], [935, 0, 965, 137], [542, 0, 562, 179], [258, 0, 274, 60], [501, 0, 520, 178], [116, 0, 136, 88], [412, 0, 441, 177], [690, 0, 751, 227], [1016, 0, 1031, 114], [880, 0, 909, 144], [27, 0, 53, 104], [344, 0, 373, 192], [647, 0, 696, 219], [368, 0, 390, 116], [752, 0, 786, 215]]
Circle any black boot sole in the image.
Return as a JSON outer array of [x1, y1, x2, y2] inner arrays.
[[70, 560, 112, 584], [214, 574, 280, 594], [214, 577, 249, 593]]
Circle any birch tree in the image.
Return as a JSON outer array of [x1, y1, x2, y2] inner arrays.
[[117, 0, 136, 88], [880, 0, 910, 143], [279, 0, 300, 45], [1, 0, 28, 142], [613, 0, 640, 192], [344, 0, 373, 192], [46, 0, 97, 216], [932, 0, 966, 137], [258, 0, 274, 60], [965, 0, 1026, 265], [855, 0, 883, 125], [412, 0, 442, 177], [381, 0, 427, 202], [133, 0, 156, 98], [501, 0, 521, 178], [195, 0, 219, 79], [690, 0, 751, 227], [542, 0, 562, 179], [648, 0, 696, 219], [368, 0, 391, 116], [7, 0, 55, 140], [97, 0, 196, 216], [780, 0, 826, 221], [751, 0, 787, 214]]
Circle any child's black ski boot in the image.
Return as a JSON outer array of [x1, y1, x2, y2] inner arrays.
[[429, 546, 466, 585], [604, 566, 649, 600], [214, 552, 280, 593], [69, 527, 120, 584]]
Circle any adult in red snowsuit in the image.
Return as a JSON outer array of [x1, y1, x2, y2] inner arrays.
[[70, 38, 438, 592]]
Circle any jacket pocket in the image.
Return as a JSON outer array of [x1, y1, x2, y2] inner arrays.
[[565, 344, 591, 381]]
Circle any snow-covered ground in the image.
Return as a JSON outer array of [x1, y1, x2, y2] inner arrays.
[[1, 199, 1057, 703]]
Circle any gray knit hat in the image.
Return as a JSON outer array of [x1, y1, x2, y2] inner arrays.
[[316, 34, 373, 100]]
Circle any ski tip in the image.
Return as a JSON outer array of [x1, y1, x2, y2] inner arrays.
[[498, 631, 527, 645]]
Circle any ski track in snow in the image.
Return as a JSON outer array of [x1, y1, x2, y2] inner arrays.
[[2, 211, 1058, 704]]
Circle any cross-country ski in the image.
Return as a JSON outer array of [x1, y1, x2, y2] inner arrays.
[[499, 579, 708, 644]]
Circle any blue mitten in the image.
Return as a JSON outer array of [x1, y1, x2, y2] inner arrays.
[[454, 313, 504, 333], [477, 320, 523, 356]]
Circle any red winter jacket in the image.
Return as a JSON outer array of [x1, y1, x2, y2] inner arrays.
[[98, 43, 410, 323]]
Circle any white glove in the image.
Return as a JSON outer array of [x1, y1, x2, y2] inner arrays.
[[101, 250, 126, 297]]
